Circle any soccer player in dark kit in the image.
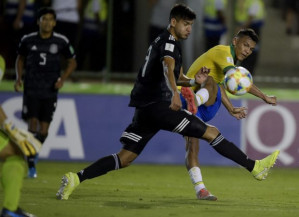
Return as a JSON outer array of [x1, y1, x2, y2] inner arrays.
[[56, 4, 279, 200], [14, 7, 77, 178]]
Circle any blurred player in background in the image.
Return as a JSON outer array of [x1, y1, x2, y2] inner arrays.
[[14, 7, 77, 178], [203, 0, 227, 51], [180, 28, 277, 200], [235, 0, 265, 75], [56, 4, 279, 201], [1, 55, 41, 217]]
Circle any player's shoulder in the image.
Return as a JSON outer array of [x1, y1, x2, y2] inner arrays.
[[52, 32, 70, 44], [20, 32, 38, 42], [154, 30, 181, 56], [209, 45, 230, 54], [206, 45, 231, 60], [153, 30, 177, 47]]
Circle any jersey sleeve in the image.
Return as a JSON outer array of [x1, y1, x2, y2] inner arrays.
[[160, 40, 177, 60], [17, 38, 28, 56], [61, 42, 76, 59]]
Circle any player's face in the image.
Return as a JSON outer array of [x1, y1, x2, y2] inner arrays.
[[233, 36, 256, 61], [171, 18, 193, 40], [38, 13, 56, 34]]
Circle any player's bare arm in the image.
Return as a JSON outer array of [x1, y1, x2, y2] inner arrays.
[[220, 85, 247, 120], [55, 58, 77, 89], [248, 84, 277, 106], [163, 56, 181, 111], [177, 67, 189, 85], [14, 55, 25, 92], [13, 0, 26, 30], [177, 66, 210, 87]]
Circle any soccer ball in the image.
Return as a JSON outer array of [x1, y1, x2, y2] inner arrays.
[[224, 67, 253, 96]]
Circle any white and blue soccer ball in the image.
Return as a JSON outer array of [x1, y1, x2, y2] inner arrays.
[[224, 66, 253, 96]]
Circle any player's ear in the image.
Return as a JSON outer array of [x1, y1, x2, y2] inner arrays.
[[232, 37, 237, 46], [170, 18, 177, 28]]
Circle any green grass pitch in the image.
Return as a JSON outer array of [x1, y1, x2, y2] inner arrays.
[[1, 162, 298, 217]]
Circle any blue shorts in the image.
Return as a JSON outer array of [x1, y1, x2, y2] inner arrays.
[[180, 86, 222, 122]]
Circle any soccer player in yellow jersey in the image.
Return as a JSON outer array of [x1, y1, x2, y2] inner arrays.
[[180, 29, 277, 200]]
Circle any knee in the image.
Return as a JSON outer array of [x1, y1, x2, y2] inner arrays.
[[202, 125, 220, 142], [117, 150, 138, 168], [28, 118, 39, 132], [118, 157, 133, 168], [35, 133, 48, 143]]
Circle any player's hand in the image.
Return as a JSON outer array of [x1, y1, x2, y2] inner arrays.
[[3, 122, 42, 156], [230, 107, 247, 120], [264, 95, 277, 106], [170, 91, 182, 111], [54, 77, 64, 89], [195, 66, 210, 85], [14, 79, 23, 92]]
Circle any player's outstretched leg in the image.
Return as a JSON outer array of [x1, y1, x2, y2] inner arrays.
[[181, 87, 198, 114], [56, 151, 134, 200], [251, 150, 280, 181], [207, 132, 280, 182], [56, 172, 80, 200]]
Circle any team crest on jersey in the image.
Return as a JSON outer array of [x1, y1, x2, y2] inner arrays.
[[31, 45, 37, 51], [69, 45, 75, 54], [49, 44, 58, 54], [165, 43, 174, 52], [226, 57, 234, 64]]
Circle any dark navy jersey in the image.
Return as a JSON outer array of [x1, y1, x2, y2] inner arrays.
[[17, 32, 76, 98], [129, 29, 183, 107]]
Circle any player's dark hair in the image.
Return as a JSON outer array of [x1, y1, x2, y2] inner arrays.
[[37, 7, 56, 20], [169, 4, 196, 22], [236, 28, 259, 43]]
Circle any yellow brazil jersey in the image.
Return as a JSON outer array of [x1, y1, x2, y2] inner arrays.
[[186, 45, 236, 90]]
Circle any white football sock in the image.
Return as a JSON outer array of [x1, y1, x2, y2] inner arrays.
[[195, 88, 209, 106], [188, 167, 205, 193]]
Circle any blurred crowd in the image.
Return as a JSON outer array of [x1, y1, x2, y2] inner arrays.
[[148, 0, 266, 76], [0, 0, 298, 75]]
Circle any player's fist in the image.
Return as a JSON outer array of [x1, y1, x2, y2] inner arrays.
[[14, 80, 23, 92], [195, 66, 210, 85]]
